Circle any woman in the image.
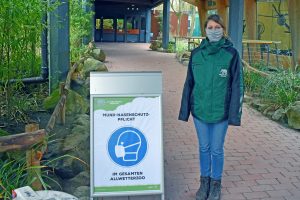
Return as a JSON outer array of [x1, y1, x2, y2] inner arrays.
[[178, 14, 244, 200]]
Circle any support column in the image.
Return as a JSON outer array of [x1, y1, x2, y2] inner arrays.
[[113, 18, 117, 42], [228, 0, 244, 56], [216, 0, 228, 31], [124, 16, 128, 42], [162, 0, 170, 49], [138, 16, 142, 42], [245, 0, 257, 40], [288, 0, 300, 70], [146, 9, 151, 43], [48, 0, 70, 93], [197, 0, 207, 36]]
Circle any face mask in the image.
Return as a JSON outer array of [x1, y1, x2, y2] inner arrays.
[[206, 28, 224, 42]]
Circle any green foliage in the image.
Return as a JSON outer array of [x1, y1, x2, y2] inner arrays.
[[0, 129, 9, 136], [0, 157, 28, 199], [244, 66, 300, 108], [0, 0, 94, 123], [0, 152, 87, 199], [43, 89, 60, 111], [0, 0, 47, 82], [0, 0, 57, 123], [244, 70, 267, 94], [0, 83, 48, 123], [261, 71, 300, 108], [174, 40, 189, 53], [70, 0, 94, 61], [150, 40, 162, 51], [167, 42, 176, 53]]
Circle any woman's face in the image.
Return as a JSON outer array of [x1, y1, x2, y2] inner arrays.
[[206, 20, 222, 30]]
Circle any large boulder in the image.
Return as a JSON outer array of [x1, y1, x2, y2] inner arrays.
[[83, 58, 107, 78], [44, 114, 90, 180], [54, 154, 86, 179], [65, 90, 89, 115], [272, 108, 286, 121], [63, 114, 90, 163], [63, 171, 90, 194], [73, 186, 90, 199], [286, 101, 300, 129], [43, 90, 89, 115], [43, 89, 60, 111], [91, 48, 106, 62]]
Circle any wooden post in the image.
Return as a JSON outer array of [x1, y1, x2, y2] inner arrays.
[[244, 0, 257, 40], [25, 123, 43, 190], [216, 0, 228, 31], [244, 0, 257, 64], [197, 0, 207, 36], [59, 82, 66, 125], [287, 0, 300, 70]]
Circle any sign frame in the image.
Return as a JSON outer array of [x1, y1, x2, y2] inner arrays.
[[90, 72, 164, 199]]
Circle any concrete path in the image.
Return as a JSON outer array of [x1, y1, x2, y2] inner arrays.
[[97, 43, 300, 200]]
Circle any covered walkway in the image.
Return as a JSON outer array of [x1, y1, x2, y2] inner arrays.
[[98, 43, 300, 200]]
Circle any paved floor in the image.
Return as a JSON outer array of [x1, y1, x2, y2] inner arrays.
[[97, 43, 300, 200]]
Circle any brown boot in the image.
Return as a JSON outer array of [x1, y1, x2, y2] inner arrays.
[[196, 176, 210, 200]]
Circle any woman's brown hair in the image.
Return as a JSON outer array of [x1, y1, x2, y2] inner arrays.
[[204, 14, 226, 30]]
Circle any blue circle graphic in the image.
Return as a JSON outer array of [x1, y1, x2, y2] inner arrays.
[[108, 127, 147, 167]]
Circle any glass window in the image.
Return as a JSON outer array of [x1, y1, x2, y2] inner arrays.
[[117, 19, 124, 33], [103, 19, 113, 29], [96, 19, 101, 30]]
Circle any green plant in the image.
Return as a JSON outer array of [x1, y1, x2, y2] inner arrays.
[[0, 0, 48, 82], [0, 0, 58, 123], [70, 0, 94, 61], [261, 71, 300, 108], [166, 42, 175, 53], [174, 40, 188, 53], [0, 158, 28, 199], [149, 40, 162, 51], [0, 83, 48, 124], [244, 69, 267, 94], [0, 150, 88, 199]]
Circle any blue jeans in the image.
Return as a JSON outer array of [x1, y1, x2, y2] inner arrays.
[[193, 117, 228, 180]]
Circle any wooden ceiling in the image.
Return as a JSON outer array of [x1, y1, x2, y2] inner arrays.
[[95, 0, 163, 7]]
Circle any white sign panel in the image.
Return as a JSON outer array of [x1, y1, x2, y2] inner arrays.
[[92, 96, 162, 196]]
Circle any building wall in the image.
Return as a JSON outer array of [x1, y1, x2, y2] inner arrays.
[[170, 12, 189, 37], [256, 1, 291, 50], [151, 10, 188, 40]]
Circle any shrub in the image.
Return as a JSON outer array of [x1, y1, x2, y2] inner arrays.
[[261, 71, 300, 108]]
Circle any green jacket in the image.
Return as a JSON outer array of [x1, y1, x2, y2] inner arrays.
[[178, 37, 244, 126]]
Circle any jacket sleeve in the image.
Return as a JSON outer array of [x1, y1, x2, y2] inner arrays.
[[178, 53, 194, 122], [228, 49, 244, 126]]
